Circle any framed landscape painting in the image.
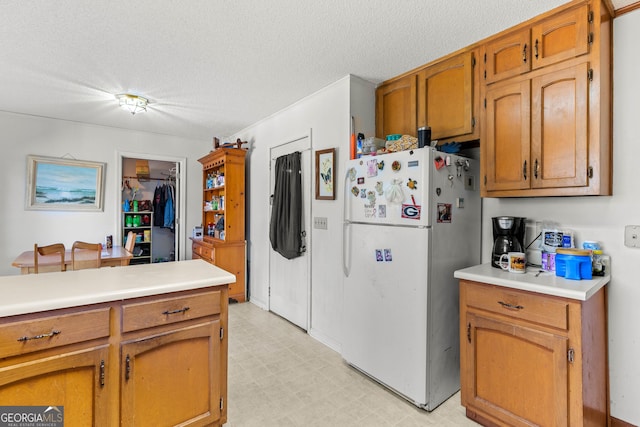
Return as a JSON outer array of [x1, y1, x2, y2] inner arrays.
[[26, 155, 106, 211]]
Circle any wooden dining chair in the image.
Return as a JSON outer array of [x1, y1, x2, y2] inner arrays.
[[71, 241, 102, 270], [33, 243, 66, 274], [124, 231, 136, 254]]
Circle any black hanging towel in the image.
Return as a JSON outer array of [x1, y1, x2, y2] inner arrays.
[[269, 152, 305, 259]]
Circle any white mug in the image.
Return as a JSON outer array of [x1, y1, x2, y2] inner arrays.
[[499, 252, 526, 274]]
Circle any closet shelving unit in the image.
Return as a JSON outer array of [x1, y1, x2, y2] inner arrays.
[[122, 210, 153, 265], [122, 169, 176, 265]]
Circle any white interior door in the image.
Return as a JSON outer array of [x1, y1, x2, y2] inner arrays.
[[269, 135, 311, 330]]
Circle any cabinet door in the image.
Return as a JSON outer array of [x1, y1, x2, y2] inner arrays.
[[0, 345, 110, 427], [483, 29, 531, 84], [531, 62, 589, 189], [531, 4, 589, 70], [483, 77, 531, 192], [417, 51, 475, 140], [463, 313, 568, 427], [121, 321, 221, 427], [375, 74, 417, 138]]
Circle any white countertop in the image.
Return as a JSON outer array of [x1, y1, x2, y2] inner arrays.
[[454, 263, 609, 301], [0, 259, 236, 317]]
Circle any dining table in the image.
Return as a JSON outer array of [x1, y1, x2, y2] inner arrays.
[[11, 246, 133, 274]]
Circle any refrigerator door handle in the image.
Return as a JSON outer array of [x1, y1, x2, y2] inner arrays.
[[343, 169, 352, 277], [343, 221, 351, 277]]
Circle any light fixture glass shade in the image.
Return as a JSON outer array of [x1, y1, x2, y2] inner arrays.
[[116, 94, 148, 115]]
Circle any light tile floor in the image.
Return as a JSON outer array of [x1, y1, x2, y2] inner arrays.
[[226, 302, 480, 426]]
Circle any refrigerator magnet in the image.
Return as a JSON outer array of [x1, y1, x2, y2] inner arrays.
[[367, 191, 376, 205], [360, 189, 367, 198], [378, 205, 386, 218], [365, 205, 376, 218], [434, 156, 445, 170], [367, 159, 378, 177], [401, 201, 421, 220], [437, 203, 452, 223], [384, 249, 392, 262], [351, 186, 359, 197], [377, 160, 385, 171], [348, 167, 357, 181], [357, 177, 365, 185], [375, 181, 384, 195], [406, 178, 418, 190], [392, 160, 401, 171], [375, 250, 384, 262]]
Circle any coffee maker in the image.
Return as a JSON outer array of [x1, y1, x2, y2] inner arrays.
[[491, 216, 526, 268]]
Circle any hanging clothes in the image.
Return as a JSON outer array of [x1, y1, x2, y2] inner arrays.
[[163, 183, 175, 229], [153, 184, 165, 226], [269, 152, 305, 259]]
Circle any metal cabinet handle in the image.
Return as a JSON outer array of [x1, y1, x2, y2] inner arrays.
[[534, 159, 540, 179], [534, 39, 539, 59], [162, 307, 190, 315], [100, 360, 105, 387], [522, 44, 528, 63], [523, 160, 528, 180], [125, 354, 131, 381], [498, 301, 524, 310], [17, 330, 61, 342]]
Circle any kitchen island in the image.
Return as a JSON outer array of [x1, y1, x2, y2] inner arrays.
[[454, 263, 610, 427], [0, 259, 234, 427]]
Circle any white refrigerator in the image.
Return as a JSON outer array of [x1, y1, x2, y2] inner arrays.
[[342, 147, 480, 410]]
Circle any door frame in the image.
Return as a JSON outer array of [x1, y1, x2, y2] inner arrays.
[[268, 130, 312, 330], [116, 151, 187, 261]]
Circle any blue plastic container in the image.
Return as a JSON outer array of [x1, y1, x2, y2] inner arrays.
[[555, 249, 592, 280]]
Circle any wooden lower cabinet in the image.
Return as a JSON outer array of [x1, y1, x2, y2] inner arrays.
[[192, 238, 246, 302], [459, 280, 607, 427], [0, 345, 111, 426], [0, 286, 228, 427], [121, 322, 221, 426]]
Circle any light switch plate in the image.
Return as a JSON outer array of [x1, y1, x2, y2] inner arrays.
[[624, 225, 640, 248], [314, 217, 328, 230]]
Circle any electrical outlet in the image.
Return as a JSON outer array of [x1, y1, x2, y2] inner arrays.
[[625, 225, 640, 248], [314, 217, 328, 230]]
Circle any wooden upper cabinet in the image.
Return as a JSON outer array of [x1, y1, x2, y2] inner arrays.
[[417, 50, 477, 141], [375, 74, 417, 138], [531, 62, 589, 189], [484, 29, 531, 84], [484, 3, 590, 84], [484, 76, 531, 192], [531, 4, 590, 70], [481, 0, 611, 197]]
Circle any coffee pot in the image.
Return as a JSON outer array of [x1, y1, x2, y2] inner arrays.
[[491, 216, 526, 268]]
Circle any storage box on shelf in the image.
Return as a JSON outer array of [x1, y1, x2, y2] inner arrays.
[[122, 211, 152, 265], [191, 140, 247, 302]]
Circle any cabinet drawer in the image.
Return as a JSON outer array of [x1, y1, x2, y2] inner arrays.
[[0, 308, 110, 358], [192, 242, 214, 262], [122, 290, 222, 333], [464, 282, 569, 330]]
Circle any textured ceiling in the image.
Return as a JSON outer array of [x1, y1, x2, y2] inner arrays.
[[0, 1, 634, 141]]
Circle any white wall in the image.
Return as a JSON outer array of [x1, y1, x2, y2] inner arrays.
[[0, 111, 209, 276], [233, 75, 375, 351], [481, 10, 640, 424]]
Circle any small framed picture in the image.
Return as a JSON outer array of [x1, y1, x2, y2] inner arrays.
[[315, 148, 336, 200]]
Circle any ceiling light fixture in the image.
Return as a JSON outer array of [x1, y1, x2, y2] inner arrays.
[[116, 93, 148, 115]]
